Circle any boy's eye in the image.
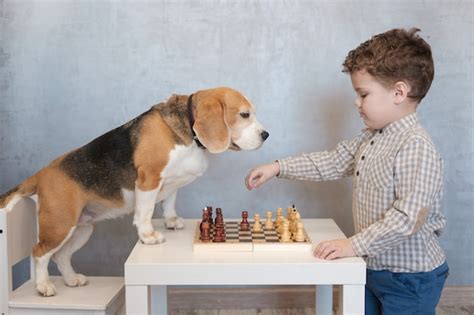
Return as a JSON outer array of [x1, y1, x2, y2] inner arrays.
[[240, 112, 250, 118], [361, 94, 368, 98]]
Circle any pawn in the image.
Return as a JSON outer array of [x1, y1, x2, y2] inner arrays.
[[265, 211, 274, 230], [294, 221, 305, 242], [280, 220, 291, 242], [252, 214, 262, 232], [240, 211, 250, 231]]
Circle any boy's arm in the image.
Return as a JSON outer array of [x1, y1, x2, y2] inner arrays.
[[277, 129, 371, 181], [349, 137, 444, 257]]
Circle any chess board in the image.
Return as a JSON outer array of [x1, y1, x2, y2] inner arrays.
[[193, 220, 313, 253]]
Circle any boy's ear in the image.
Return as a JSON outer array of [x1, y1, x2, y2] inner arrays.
[[393, 81, 410, 105]]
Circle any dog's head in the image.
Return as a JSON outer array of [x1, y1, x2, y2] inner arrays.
[[192, 87, 269, 153]]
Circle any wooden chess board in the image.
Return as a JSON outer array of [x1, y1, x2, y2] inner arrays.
[[193, 220, 313, 253]]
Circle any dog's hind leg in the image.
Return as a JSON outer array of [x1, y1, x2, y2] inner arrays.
[[32, 169, 85, 296], [52, 223, 93, 287], [33, 221, 77, 296]]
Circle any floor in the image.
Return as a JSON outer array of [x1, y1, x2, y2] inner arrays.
[[169, 306, 474, 314]]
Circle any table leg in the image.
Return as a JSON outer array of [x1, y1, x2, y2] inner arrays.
[[315, 285, 332, 315], [151, 285, 167, 315], [338, 284, 364, 315], [126, 285, 151, 315]]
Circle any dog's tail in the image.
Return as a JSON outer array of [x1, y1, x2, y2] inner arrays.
[[0, 173, 39, 212]]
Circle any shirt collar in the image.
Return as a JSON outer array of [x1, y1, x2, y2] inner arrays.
[[378, 112, 418, 135]]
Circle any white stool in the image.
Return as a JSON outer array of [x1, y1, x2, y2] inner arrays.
[[1, 198, 125, 315]]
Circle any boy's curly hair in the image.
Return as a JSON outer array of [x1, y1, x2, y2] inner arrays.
[[342, 28, 434, 103]]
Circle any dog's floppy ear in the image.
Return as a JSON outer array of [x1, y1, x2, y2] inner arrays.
[[193, 97, 230, 153]]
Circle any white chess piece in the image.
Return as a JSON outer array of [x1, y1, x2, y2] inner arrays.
[[294, 221, 305, 242], [252, 214, 262, 232], [265, 211, 274, 230], [275, 208, 283, 228], [286, 207, 292, 220], [280, 220, 291, 242]]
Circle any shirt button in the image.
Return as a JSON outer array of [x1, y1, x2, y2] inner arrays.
[[356, 171, 360, 176], [370, 141, 374, 145], [361, 156, 365, 160]]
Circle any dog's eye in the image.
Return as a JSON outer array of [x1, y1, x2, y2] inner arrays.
[[240, 112, 250, 119]]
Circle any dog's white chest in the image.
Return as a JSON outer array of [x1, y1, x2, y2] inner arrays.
[[158, 143, 208, 199]]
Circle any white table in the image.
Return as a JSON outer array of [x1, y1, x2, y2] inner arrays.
[[124, 219, 366, 315]]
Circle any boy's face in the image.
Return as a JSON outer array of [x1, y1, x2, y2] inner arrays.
[[350, 70, 400, 130]]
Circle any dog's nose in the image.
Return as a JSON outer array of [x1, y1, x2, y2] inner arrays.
[[261, 131, 269, 141]]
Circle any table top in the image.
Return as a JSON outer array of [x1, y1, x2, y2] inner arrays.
[[124, 219, 366, 286]]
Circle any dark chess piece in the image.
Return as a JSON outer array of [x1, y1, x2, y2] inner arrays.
[[213, 223, 225, 242], [240, 211, 250, 231], [207, 206, 213, 225], [200, 221, 211, 242], [200, 208, 209, 232], [215, 208, 223, 224]]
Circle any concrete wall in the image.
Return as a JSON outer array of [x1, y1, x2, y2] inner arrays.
[[1, 0, 472, 285]]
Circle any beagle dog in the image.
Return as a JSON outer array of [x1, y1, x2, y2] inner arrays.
[[0, 87, 269, 296]]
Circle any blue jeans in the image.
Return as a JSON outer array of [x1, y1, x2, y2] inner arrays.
[[365, 261, 449, 315]]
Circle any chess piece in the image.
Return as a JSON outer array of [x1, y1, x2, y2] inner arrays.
[[215, 214, 224, 226], [286, 206, 292, 220], [252, 214, 262, 232], [213, 222, 225, 242], [289, 206, 300, 234], [207, 206, 213, 226], [265, 211, 274, 230], [280, 220, 291, 242], [240, 211, 250, 231], [200, 208, 209, 232], [290, 216, 297, 235], [215, 208, 223, 225], [275, 208, 283, 228], [278, 218, 287, 235], [294, 221, 305, 242], [200, 221, 211, 242]]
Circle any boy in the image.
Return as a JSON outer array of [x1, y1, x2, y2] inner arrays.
[[245, 28, 448, 314]]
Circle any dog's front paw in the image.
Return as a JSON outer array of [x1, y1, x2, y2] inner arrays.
[[165, 216, 185, 229], [140, 230, 166, 245], [36, 279, 57, 296], [64, 273, 88, 287]]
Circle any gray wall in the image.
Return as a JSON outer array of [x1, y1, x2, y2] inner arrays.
[[1, 1, 472, 286]]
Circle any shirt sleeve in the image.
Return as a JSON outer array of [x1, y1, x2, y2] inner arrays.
[[349, 137, 443, 257], [277, 129, 370, 181]]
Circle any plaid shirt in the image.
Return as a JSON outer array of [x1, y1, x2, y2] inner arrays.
[[278, 113, 446, 272]]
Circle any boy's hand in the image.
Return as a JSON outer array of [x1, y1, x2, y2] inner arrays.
[[313, 239, 356, 260], [245, 162, 280, 190]]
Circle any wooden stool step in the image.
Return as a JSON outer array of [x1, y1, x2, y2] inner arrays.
[[8, 276, 124, 315]]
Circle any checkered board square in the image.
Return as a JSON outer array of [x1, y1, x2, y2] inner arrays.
[[193, 220, 313, 253]]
